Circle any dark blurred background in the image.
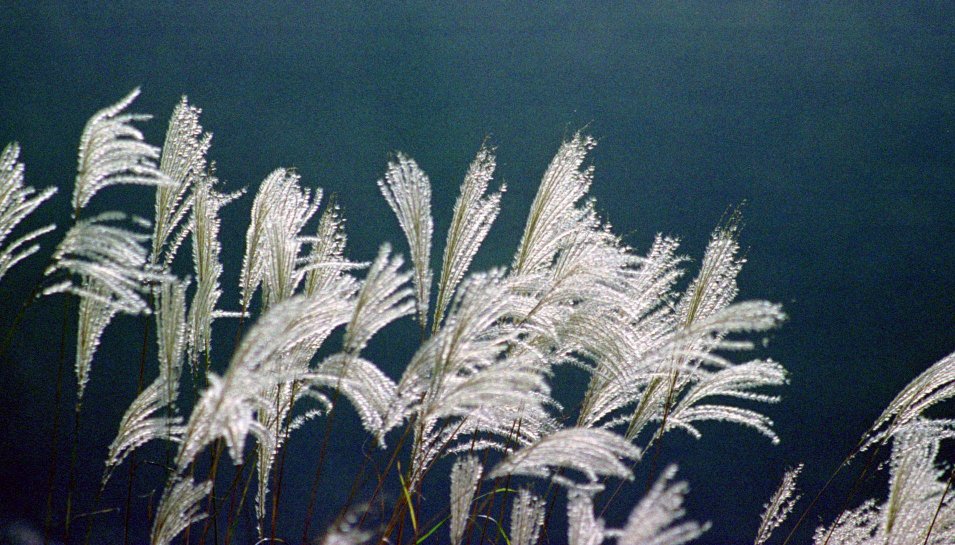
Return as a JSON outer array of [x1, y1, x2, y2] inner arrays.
[[1, 2, 953, 544]]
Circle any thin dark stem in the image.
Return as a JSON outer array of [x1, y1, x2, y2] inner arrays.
[[64, 401, 83, 541], [270, 383, 302, 544], [820, 441, 886, 545], [122, 459, 138, 545], [923, 466, 954, 545], [198, 440, 225, 545], [227, 457, 258, 545], [43, 296, 71, 545], [81, 478, 108, 545], [357, 419, 416, 530], [224, 452, 253, 545], [123, 308, 152, 545]]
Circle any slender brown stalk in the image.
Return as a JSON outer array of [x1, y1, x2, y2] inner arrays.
[[43, 296, 71, 545], [197, 440, 225, 545], [270, 382, 303, 543], [63, 403, 83, 541], [358, 419, 416, 530], [819, 441, 887, 545], [923, 467, 954, 545], [122, 307, 152, 545]]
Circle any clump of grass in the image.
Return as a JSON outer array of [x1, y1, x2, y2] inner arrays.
[[2, 89, 952, 545]]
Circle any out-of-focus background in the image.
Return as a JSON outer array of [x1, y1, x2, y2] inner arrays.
[[1, 3, 953, 544]]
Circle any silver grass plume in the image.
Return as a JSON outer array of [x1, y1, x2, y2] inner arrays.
[[378, 153, 433, 329], [310, 354, 398, 441], [490, 427, 641, 484], [239, 167, 321, 311], [152, 96, 211, 266], [755, 464, 802, 545], [615, 465, 709, 545], [815, 419, 955, 545], [71, 278, 119, 401], [397, 270, 530, 421], [662, 358, 788, 444], [512, 132, 595, 275], [72, 87, 173, 214], [44, 213, 170, 400], [342, 244, 414, 355], [304, 199, 361, 296], [176, 279, 355, 470], [104, 280, 189, 481], [577, 235, 685, 428], [510, 489, 546, 545], [863, 350, 955, 451], [187, 173, 241, 367], [104, 376, 183, 481], [567, 484, 607, 545], [252, 246, 407, 534], [449, 455, 482, 545], [394, 272, 553, 482], [433, 144, 504, 330], [44, 212, 169, 315], [155, 278, 188, 405], [248, 225, 366, 534], [0, 142, 57, 283], [624, 221, 786, 444], [150, 477, 212, 545], [307, 245, 412, 437]]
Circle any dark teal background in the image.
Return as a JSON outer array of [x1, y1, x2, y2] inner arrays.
[[1, 2, 953, 544]]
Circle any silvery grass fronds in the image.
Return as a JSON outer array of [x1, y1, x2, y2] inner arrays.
[[254, 246, 410, 533], [187, 173, 242, 367], [660, 358, 787, 443], [43, 212, 168, 315], [104, 279, 189, 482], [150, 477, 212, 545], [449, 455, 482, 545], [622, 221, 786, 444], [175, 278, 356, 470], [378, 153, 433, 329], [151, 96, 212, 267], [614, 465, 709, 545], [393, 272, 553, 482], [0, 142, 57, 283], [72, 87, 174, 215], [155, 278, 188, 404], [512, 132, 595, 276], [239, 167, 321, 311], [433, 144, 504, 331], [863, 350, 955, 451], [305, 245, 412, 436], [566, 484, 607, 545], [490, 427, 641, 485], [71, 278, 119, 402], [815, 419, 955, 545], [512, 205, 640, 351], [754, 464, 802, 545], [340, 244, 415, 355], [510, 489, 546, 545], [44, 213, 170, 400], [304, 200, 361, 296], [577, 236, 685, 428], [564, 468, 706, 545]]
